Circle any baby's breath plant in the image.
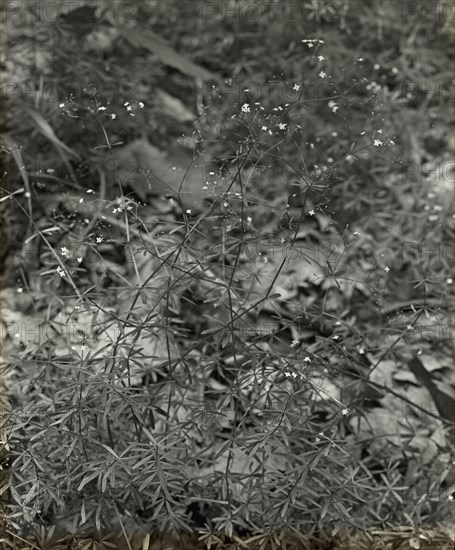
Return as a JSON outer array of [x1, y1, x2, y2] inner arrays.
[[2, 0, 453, 541]]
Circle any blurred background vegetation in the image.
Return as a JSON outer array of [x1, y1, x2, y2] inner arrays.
[[1, 0, 454, 541]]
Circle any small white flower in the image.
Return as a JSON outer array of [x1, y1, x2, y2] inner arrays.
[[138, 101, 144, 108], [61, 247, 69, 257], [318, 55, 325, 61], [303, 356, 311, 363], [308, 210, 315, 216], [96, 237, 103, 244], [406, 325, 414, 331], [384, 266, 390, 272], [374, 140, 383, 147], [56, 266, 65, 277], [290, 339, 300, 348], [278, 123, 287, 130], [377, 129, 383, 134], [77, 257, 83, 264], [17, 287, 23, 293], [246, 216, 252, 224], [280, 238, 286, 244], [111, 114, 116, 120], [358, 57, 364, 62], [293, 84, 300, 91], [241, 103, 250, 113], [79, 198, 84, 203], [261, 125, 268, 131], [126, 105, 132, 112], [86, 189, 94, 194], [186, 209, 192, 214], [319, 71, 327, 79], [341, 408, 350, 416]]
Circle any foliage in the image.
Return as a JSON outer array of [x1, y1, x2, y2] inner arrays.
[[1, 0, 453, 540]]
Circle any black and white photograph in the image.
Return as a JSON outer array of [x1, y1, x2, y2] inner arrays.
[[0, 1, 454, 548]]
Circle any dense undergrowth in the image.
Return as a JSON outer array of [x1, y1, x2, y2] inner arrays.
[[1, 0, 454, 542]]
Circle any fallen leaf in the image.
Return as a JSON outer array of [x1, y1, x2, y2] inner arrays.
[[369, 359, 397, 388], [155, 88, 194, 122], [106, 139, 214, 210], [349, 408, 413, 456], [118, 27, 219, 83]]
